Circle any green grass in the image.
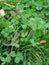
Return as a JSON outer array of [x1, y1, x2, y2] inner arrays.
[[0, 0, 49, 65]]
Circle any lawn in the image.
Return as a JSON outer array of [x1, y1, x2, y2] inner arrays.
[[0, 0, 49, 65]]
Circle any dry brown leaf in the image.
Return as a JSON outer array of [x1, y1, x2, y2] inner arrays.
[[4, 42, 11, 47], [15, 9, 19, 14], [4, 2, 15, 7], [28, 24, 32, 28], [0, 9, 5, 16], [12, 31, 19, 42], [10, 10, 19, 16], [40, 40, 46, 44], [4, 2, 11, 7], [10, 11, 16, 16]]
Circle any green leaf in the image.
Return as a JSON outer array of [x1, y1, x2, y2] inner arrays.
[[10, 51, 16, 57], [15, 52, 23, 63], [5, 55, 11, 63], [0, 56, 5, 62], [28, 17, 45, 30], [35, 1, 43, 10], [30, 39, 39, 46], [47, 57, 49, 64], [36, 59, 43, 65], [11, 42, 19, 48]]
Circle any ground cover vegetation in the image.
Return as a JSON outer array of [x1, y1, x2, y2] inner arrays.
[[0, 0, 49, 65]]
